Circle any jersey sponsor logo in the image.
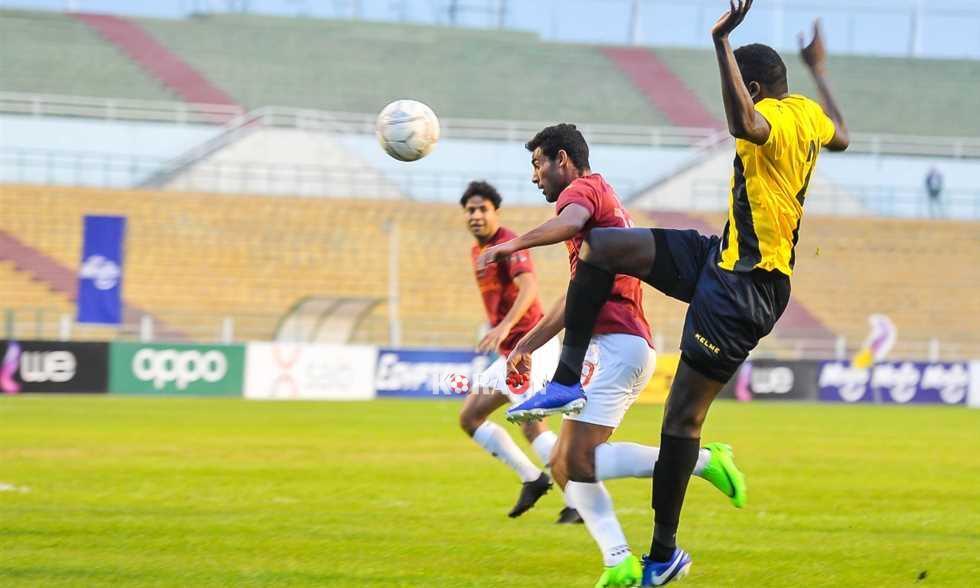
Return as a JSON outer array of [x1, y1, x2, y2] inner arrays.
[[132, 348, 228, 390]]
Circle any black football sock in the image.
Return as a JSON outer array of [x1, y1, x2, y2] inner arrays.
[[650, 434, 701, 561], [552, 260, 615, 386]]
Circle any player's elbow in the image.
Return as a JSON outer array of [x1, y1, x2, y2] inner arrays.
[[827, 131, 850, 152]]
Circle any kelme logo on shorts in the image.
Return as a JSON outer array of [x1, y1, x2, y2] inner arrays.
[[132, 348, 228, 390], [694, 333, 720, 355]]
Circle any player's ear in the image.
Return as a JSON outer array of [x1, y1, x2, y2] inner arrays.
[[557, 149, 569, 169], [746, 81, 762, 100]]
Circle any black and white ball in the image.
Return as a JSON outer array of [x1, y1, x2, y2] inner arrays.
[[375, 99, 440, 162]]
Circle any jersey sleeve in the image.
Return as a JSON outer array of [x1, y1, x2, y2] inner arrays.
[[556, 180, 598, 217], [813, 103, 837, 146], [756, 100, 792, 160], [506, 249, 534, 280]]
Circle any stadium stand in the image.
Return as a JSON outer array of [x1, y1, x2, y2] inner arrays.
[[0, 10, 172, 101], [5, 9, 979, 137], [1, 184, 976, 357], [653, 47, 980, 138]]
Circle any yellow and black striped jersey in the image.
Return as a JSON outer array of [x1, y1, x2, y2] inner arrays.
[[719, 94, 837, 277]]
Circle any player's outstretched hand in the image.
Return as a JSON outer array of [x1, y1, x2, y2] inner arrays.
[[711, 0, 753, 41], [475, 242, 513, 271], [799, 19, 827, 73], [477, 324, 509, 354], [505, 344, 533, 389]]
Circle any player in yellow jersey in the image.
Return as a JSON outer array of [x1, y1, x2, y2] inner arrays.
[[519, 1, 849, 584]]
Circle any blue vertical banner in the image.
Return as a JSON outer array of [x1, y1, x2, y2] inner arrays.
[[77, 215, 126, 325]]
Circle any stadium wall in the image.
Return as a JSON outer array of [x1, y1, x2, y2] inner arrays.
[[2, 339, 977, 408]]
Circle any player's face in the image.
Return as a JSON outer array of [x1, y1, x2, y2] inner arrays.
[[463, 196, 498, 240], [530, 147, 565, 203]]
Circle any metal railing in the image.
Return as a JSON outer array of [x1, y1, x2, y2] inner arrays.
[[5, 92, 980, 157], [687, 179, 980, 219]]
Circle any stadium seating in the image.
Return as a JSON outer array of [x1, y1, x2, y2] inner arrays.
[[1, 184, 977, 357], [0, 10, 172, 101], [5, 9, 980, 137], [654, 48, 980, 138], [685, 211, 980, 357]]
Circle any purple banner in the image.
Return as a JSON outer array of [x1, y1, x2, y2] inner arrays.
[[818, 361, 969, 405]]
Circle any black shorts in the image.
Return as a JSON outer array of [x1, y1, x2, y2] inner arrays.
[[647, 228, 791, 383]]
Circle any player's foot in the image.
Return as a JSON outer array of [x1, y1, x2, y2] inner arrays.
[[699, 442, 747, 508], [595, 554, 642, 587], [555, 506, 585, 524], [505, 381, 586, 423], [641, 548, 692, 586], [508, 472, 552, 518]]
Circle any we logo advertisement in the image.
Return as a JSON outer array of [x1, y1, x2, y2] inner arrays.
[[0, 341, 109, 394]]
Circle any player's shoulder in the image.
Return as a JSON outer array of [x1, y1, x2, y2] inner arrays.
[[495, 226, 518, 242]]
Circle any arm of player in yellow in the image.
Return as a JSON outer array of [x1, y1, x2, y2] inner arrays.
[[711, 1, 771, 145], [799, 20, 849, 151]]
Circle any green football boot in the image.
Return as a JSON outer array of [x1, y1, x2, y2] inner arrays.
[[700, 442, 747, 508], [595, 554, 643, 587]]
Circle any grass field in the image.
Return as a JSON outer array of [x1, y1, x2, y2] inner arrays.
[[2, 397, 979, 587]]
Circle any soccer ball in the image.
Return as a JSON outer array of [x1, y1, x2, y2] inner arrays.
[[446, 373, 470, 394], [375, 99, 440, 162]]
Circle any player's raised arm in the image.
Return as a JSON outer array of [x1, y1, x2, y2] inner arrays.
[[475, 203, 591, 270], [712, 0, 771, 145], [799, 20, 850, 151]]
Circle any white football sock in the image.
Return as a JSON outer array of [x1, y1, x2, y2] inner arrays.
[[565, 481, 631, 567], [530, 430, 557, 465], [595, 443, 711, 479], [472, 421, 541, 483], [530, 430, 574, 508], [693, 448, 711, 476]]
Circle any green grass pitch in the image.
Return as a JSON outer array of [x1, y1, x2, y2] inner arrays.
[[2, 397, 978, 587]]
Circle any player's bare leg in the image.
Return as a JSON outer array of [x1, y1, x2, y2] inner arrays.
[[516, 417, 584, 523], [550, 420, 644, 585], [459, 388, 553, 518]]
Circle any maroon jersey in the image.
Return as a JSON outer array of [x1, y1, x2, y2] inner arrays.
[[557, 174, 654, 347], [471, 227, 544, 356]]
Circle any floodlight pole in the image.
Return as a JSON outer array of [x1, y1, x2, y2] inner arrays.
[[386, 220, 402, 347]]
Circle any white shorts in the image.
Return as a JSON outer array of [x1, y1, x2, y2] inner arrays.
[[566, 333, 656, 428], [476, 336, 561, 404]]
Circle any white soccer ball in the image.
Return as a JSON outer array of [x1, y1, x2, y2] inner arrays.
[[375, 99, 440, 162], [446, 373, 471, 395]]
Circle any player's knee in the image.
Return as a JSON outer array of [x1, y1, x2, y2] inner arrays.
[[580, 229, 615, 270], [564, 446, 597, 482], [550, 455, 569, 489], [662, 405, 706, 438], [458, 410, 484, 437], [520, 420, 545, 443]]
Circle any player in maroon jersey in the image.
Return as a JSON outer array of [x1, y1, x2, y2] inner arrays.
[[459, 180, 580, 523], [476, 126, 743, 585]]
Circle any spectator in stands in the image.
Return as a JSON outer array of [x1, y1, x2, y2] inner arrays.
[[925, 166, 944, 218]]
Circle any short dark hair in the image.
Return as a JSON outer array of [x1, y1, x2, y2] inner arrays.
[[459, 180, 502, 209], [525, 123, 590, 170], [734, 43, 788, 93]]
